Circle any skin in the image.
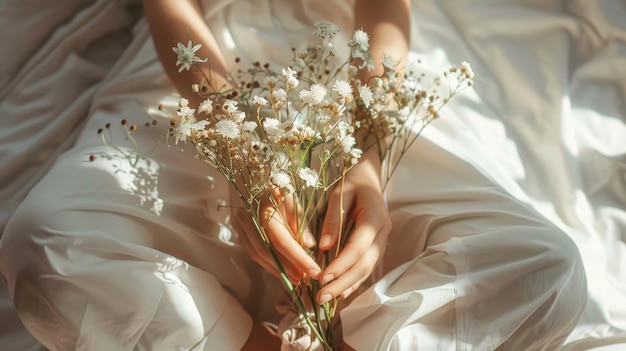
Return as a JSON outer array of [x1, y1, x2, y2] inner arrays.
[[144, 0, 410, 348]]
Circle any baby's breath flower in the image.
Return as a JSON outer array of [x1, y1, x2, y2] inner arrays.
[[172, 41, 208, 72], [333, 80, 353, 99], [271, 171, 294, 194], [382, 55, 396, 70], [232, 111, 246, 123], [358, 85, 374, 108], [282, 67, 299, 89], [313, 21, 340, 39], [271, 88, 287, 105], [243, 121, 257, 132], [198, 99, 213, 114], [339, 135, 357, 153], [263, 117, 283, 137], [461, 61, 475, 79], [223, 99, 239, 113], [264, 76, 279, 89], [216, 119, 240, 139], [179, 98, 190, 108], [253, 95, 268, 106], [177, 106, 196, 119], [299, 84, 327, 106], [298, 168, 320, 188], [191, 84, 200, 93], [349, 29, 369, 50]]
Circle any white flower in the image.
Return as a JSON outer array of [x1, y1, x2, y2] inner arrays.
[[271, 88, 287, 104], [461, 61, 474, 79], [298, 168, 320, 188], [253, 95, 268, 106], [382, 55, 396, 70], [232, 111, 246, 123], [177, 106, 196, 119], [282, 67, 299, 89], [243, 121, 257, 132], [223, 99, 239, 113], [357, 85, 374, 108], [313, 21, 340, 39], [264, 76, 279, 89], [191, 120, 210, 132], [348, 148, 363, 165], [349, 29, 369, 50], [179, 98, 189, 108], [216, 119, 240, 139], [271, 171, 294, 193], [198, 99, 213, 114], [339, 135, 357, 153], [299, 84, 327, 106], [263, 118, 283, 137], [333, 80, 353, 99], [172, 41, 208, 73], [191, 84, 200, 92]]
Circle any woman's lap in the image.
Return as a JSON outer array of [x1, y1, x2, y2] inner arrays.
[[0, 135, 587, 350]]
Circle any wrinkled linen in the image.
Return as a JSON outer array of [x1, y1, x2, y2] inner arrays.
[[0, 0, 624, 350]]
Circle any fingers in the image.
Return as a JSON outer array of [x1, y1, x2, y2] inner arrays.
[[317, 187, 392, 304], [264, 208, 322, 280], [232, 212, 302, 282], [317, 238, 383, 304], [319, 187, 353, 250]]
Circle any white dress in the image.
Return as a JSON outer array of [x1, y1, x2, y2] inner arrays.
[[0, 0, 595, 350]]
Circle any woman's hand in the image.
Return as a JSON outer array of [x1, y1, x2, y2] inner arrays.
[[316, 148, 392, 304], [229, 188, 322, 283]]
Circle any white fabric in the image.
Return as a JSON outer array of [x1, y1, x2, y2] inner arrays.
[[0, 0, 624, 350]]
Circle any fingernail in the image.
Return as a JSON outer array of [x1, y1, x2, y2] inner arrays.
[[342, 286, 355, 299], [321, 274, 334, 285], [304, 233, 315, 247], [319, 234, 331, 248], [319, 294, 332, 304], [309, 267, 321, 279]]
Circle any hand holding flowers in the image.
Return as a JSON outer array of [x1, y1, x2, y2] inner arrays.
[[164, 20, 473, 350]]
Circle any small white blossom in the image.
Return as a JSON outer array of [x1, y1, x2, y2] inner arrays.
[[191, 84, 200, 92], [198, 99, 213, 114], [253, 95, 268, 106], [298, 168, 320, 188], [271, 171, 294, 194], [271, 88, 287, 104], [263, 118, 283, 137], [348, 148, 363, 165], [179, 98, 189, 108], [358, 85, 374, 108], [339, 135, 356, 153], [177, 106, 196, 119], [282, 67, 299, 89], [333, 80, 353, 99], [172, 41, 207, 72], [232, 111, 246, 123], [313, 21, 340, 39], [382, 55, 396, 70], [243, 121, 257, 132], [264, 76, 279, 89], [223, 99, 239, 113], [461, 61, 474, 79], [299, 84, 327, 106], [216, 119, 240, 139], [349, 29, 369, 50]]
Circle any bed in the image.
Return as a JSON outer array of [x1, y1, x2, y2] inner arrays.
[[0, 0, 624, 349]]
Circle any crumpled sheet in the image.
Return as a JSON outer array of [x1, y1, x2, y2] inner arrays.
[[0, 0, 624, 350]]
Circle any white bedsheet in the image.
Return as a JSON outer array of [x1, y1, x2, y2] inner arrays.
[[0, 0, 624, 349]]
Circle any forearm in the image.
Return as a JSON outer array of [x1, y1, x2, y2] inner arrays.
[[144, 0, 230, 106], [354, 0, 411, 78]]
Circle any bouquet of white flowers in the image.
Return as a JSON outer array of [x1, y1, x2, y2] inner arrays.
[[165, 21, 472, 350]]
